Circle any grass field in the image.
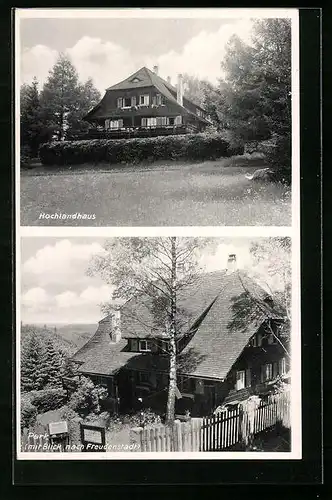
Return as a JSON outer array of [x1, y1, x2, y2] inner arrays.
[[20, 156, 291, 226]]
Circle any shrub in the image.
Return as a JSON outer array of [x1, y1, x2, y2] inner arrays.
[[30, 388, 68, 413], [68, 376, 108, 417], [21, 395, 37, 429], [38, 132, 243, 167], [261, 133, 291, 183], [59, 405, 83, 446]]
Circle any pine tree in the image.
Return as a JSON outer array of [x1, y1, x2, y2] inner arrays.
[[41, 337, 64, 388], [20, 77, 47, 158], [40, 53, 81, 140], [40, 54, 101, 140], [21, 333, 45, 391]]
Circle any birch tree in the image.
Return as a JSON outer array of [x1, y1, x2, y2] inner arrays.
[[88, 237, 210, 423]]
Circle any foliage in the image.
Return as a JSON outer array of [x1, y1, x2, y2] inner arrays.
[[58, 405, 83, 446], [30, 388, 68, 413], [39, 53, 100, 141], [88, 237, 213, 423], [21, 326, 72, 392], [20, 77, 50, 160], [68, 376, 108, 417], [21, 395, 38, 429], [39, 132, 243, 166], [21, 333, 47, 391], [216, 19, 291, 181]]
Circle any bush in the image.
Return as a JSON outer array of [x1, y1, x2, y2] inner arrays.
[[261, 133, 291, 183], [30, 388, 68, 413], [59, 405, 83, 446], [68, 376, 108, 417], [21, 395, 37, 429], [39, 133, 243, 167]]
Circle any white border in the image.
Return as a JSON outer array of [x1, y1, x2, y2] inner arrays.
[[15, 8, 301, 461]]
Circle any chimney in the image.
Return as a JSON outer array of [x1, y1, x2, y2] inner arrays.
[[177, 73, 183, 106], [110, 308, 121, 343], [227, 254, 237, 273], [153, 65, 159, 75], [167, 76, 171, 85]]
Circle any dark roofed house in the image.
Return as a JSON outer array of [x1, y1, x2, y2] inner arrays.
[[84, 66, 212, 139], [71, 255, 289, 417]]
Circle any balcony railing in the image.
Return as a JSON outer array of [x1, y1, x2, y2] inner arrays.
[[68, 125, 198, 141]]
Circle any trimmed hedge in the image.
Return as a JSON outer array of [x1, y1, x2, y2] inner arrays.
[[39, 133, 244, 166], [30, 388, 68, 413]]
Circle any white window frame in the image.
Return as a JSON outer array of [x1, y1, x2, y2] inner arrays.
[[174, 115, 182, 125], [147, 117, 157, 128], [279, 357, 286, 376], [109, 119, 123, 130], [261, 363, 273, 382], [139, 340, 152, 352], [139, 94, 150, 106], [236, 370, 246, 391], [122, 97, 132, 108]]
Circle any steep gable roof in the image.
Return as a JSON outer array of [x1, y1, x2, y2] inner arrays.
[[72, 270, 282, 380], [105, 66, 209, 119]]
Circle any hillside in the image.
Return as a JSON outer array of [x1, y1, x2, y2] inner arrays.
[[21, 323, 96, 353]]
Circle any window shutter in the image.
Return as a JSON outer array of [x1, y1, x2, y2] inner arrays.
[[156, 117, 162, 126], [105, 119, 109, 129], [131, 96, 136, 106], [117, 97, 123, 108], [118, 119, 123, 128], [152, 96, 156, 105]]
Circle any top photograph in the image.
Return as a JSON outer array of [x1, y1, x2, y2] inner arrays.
[[17, 9, 297, 227]]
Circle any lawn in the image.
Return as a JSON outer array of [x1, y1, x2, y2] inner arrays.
[[20, 156, 291, 226]]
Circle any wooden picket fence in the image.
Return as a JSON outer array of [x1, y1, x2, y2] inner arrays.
[[202, 391, 290, 451], [131, 391, 290, 452]]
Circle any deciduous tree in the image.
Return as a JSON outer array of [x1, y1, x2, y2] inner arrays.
[[88, 237, 210, 423]]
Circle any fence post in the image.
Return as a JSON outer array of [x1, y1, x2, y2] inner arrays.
[[129, 426, 143, 452]]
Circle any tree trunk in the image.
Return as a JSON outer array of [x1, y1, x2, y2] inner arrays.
[[166, 237, 177, 424]]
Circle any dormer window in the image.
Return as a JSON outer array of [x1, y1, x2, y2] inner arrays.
[[130, 77, 141, 83], [139, 340, 152, 352]]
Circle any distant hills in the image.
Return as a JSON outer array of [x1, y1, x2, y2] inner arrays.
[[21, 323, 97, 355]]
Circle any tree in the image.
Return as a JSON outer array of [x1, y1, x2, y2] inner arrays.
[[217, 19, 292, 180], [182, 74, 223, 128], [40, 54, 81, 141], [228, 237, 291, 358], [20, 77, 48, 159], [40, 54, 100, 140], [88, 237, 210, 423], [21, 333, 46, 391], [40, 337, 64, 388]]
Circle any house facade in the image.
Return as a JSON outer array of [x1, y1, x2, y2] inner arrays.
[[83, 66, 211, 138], [70, 257, 289, 417]]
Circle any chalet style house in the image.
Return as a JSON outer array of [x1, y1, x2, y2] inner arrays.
[[71, 256, 289, 417], [84, 66, 211, 138]]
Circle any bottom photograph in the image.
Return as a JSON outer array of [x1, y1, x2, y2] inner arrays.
[[19, 236, 292, 455]]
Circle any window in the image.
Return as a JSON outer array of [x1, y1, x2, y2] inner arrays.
[[261, 363, 273, 382], [257, 332, 263, 347], [139, 340, 152, 352], [196, 108, 204, 118], [279, 357, 286, 375], [141, 117, 157, 127], [139, 94, 150, 106], [152, 94, 163, 106], [137, 371, 150, 384], [250, 335, 257, 347], [108, 119, 123, 130], [156, 116, 168, 126], [117, 97, 136, 108], [236, 370, 245, 390], [160, 340, 169, 353], [131, 339, 138, 351], [169, 117, 175, 126]]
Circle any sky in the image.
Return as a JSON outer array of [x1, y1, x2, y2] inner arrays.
[[19, 16, 256, 92], [20, 236, 288, 325]]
